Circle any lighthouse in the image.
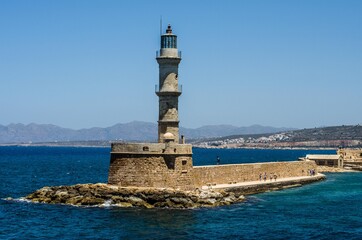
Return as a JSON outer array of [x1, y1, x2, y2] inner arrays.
[[156, 24, 182, 143], [107, 24, 320, 193], [108, 24, 194, 191]]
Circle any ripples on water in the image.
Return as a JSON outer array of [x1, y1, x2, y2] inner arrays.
[[0, 146, 361, 239]]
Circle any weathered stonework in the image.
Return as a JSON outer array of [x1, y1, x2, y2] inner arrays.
[[156, 25, 182, 144], [338, 148, 362, 162], [192, 161, 318, 187], [109, 143, 194, 191], [108, 142, 319, 191]]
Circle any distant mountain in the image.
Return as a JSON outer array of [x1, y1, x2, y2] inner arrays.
[[0, 121, 295, 144], [285, 125, 362, 142]]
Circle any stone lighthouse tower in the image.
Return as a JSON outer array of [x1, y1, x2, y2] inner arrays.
[[108, 24, 194, 190], [156, 24, 181, 143]]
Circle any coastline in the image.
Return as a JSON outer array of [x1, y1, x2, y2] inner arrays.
[[19, 174, 326, 209]]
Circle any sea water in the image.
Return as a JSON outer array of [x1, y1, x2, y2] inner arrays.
[[0, 146, 361, 239]]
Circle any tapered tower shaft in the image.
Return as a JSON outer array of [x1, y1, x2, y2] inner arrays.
[[156, 25, 182, 143]]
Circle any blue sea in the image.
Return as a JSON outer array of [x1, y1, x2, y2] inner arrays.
[[1, 146, 361, 239]]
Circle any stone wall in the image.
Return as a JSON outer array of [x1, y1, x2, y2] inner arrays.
[[338, 148, 362, 162], [109, 143, 194, 190], [192, 161, 317, 187], [111, 142, 191, 154], [109, 143, 318, 190]]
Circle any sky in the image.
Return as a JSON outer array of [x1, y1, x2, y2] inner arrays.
[[0, 0, 361, 129]]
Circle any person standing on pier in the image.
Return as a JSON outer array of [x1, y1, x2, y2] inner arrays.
[[216, 156, 220, 165]]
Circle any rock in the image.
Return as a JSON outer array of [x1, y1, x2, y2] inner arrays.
[[199, 190, 223, 199], [126, 196, 145, 205], [111, 196, 124, 203], [30, 198, 39, 203], [54, 190, 68, 198], [198, 197, 217, 205], [24, 183, 245, 209], [78, 186, 91, 194], [222, 196, 235, 203], [81, 197, 105, 205], [238, 195, 245, 201], [170, 197, 191, 205], [40, 198, 53, 203], [142, 202, 154, 209], [66, 196, 84, 205], [115, 202, 133, 207]]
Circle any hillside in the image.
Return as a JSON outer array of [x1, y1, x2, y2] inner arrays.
[[283, 125, 362, 142], [192, 125, 362, 148], [0, 122, 293, 144]]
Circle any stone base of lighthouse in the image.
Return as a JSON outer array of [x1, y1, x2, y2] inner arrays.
[[108, 142, 194, 191]]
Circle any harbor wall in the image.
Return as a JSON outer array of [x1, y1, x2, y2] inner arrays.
[[192, 161, 317, 187], [109, 143, 318, 190]]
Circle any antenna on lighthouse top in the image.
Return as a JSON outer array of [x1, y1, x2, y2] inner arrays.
[[160, 16, 163, 36]]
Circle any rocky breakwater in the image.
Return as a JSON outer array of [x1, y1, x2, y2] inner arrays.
[[24, 183, 245, 209]]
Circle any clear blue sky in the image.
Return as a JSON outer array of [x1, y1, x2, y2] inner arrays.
[[1, 0, 361, 129]]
